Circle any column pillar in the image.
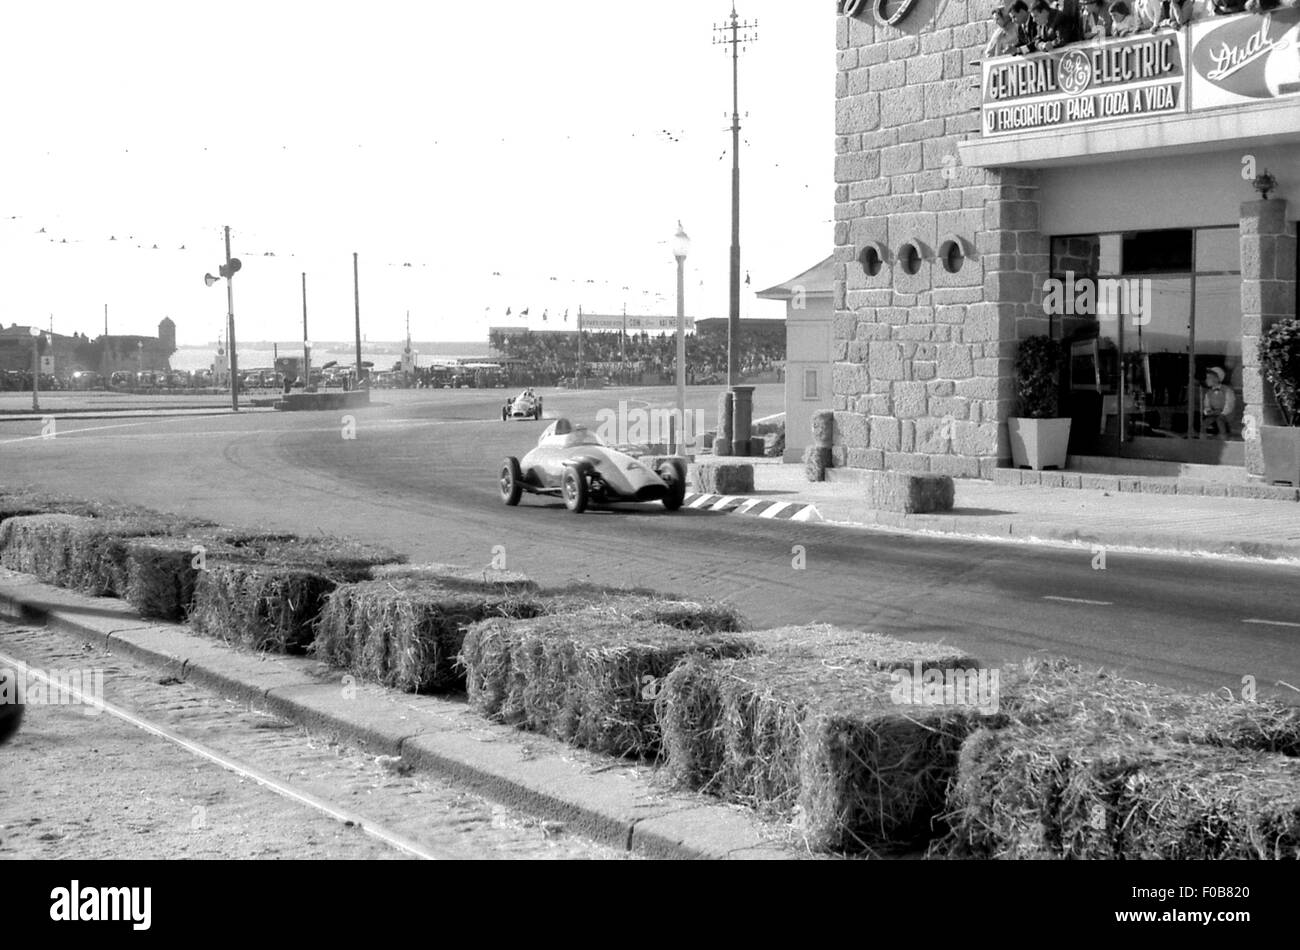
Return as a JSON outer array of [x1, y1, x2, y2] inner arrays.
[[1240, 198, 1297, 475]]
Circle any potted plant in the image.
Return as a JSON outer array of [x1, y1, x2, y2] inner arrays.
[[1258, 315, 1300, 486], [1007, 335, 1072, 470]]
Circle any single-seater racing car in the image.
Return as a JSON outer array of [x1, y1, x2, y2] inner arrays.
[[502, 389, 543, 421], [499, 418, 686, 513]]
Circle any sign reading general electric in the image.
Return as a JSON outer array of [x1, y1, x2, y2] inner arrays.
[[1189, 8, 1300, 109], [982, 33, 1187, 136]]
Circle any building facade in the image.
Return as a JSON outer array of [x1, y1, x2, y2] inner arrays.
[[832, 1, 1298, 477], [758, 257, 835, 461]]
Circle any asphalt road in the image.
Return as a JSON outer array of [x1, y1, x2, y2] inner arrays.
[[1, 384, 1297, 701]]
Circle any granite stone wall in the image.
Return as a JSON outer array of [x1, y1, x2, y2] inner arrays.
[[833, 1, 1050, 477]]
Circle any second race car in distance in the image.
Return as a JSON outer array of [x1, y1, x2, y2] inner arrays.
[[499, 418, 686, 513], [502, 388, 543, 421]]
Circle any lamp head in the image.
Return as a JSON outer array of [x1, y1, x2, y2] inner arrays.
[[672, 221, 691, 262], [204, 273, 219, 287], [28, 326, 41, 338]]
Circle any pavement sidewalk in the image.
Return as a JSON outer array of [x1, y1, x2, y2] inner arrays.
[[692, 458, 1300, 563], [0, 570, 797, 861]]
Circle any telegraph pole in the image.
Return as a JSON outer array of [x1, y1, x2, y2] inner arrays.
[[354, 252, 363, 387], [714, 3, 757, 388], [225, 226, 239, 411], [302, 272, 310, 387]]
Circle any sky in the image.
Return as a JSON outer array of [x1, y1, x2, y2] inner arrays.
[[1, 1, 834, 346]]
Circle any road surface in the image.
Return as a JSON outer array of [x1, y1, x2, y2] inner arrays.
[[1, 384, 1296, 701]]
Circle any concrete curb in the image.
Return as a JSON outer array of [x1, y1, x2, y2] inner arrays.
[[682, 492, 824, 523], [817, 507, 1300, 562], [0, 573, 798, 860]]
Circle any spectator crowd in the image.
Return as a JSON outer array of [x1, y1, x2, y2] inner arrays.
[[984, 0, 1297, 57], [487, 325, 786, 387]]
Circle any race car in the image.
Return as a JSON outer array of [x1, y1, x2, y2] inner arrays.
[[499, 418, 687, 513], [502, 389, 543, 421]]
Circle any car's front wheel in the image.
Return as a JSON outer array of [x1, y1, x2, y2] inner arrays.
[[658, 461, 687, 512], [500, 457, 524, 506], [562, 467, 588, 513]]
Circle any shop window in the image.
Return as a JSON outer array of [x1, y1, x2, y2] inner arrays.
[[1122, 229, 1192, 274], [898, 242, 921, 276], [859, 245, 883, 277], [803, 369, 819, 400]]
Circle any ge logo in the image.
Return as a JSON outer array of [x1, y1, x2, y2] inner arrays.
[[1058, 50, 1093, 96]]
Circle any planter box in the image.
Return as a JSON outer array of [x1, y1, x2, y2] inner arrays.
[[1260, 426, 1300, 486], [1007, 417, 1072, 471]]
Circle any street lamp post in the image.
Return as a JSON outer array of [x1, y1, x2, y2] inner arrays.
[[204, 226, 241, 411], [29, 327, 41, 412], [672, 222, 691, 455], [137, 340, 144, 384]]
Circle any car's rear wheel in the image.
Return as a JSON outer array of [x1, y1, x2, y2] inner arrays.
[[658, 461, 687, 511], [500, 457, 524, 506], [534, 402, 543, 420], [501, 406, 509, 421], [562, 467, 588, 513]]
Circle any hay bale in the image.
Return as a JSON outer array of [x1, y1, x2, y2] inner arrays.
[[257, 536, 405, 581], [803, 445, 831, 482], [934, 657, 1300, 858], [0, 513, 84, 582], [810, 410, 834, 448], [124, 537, 240, 621], [693, 462, 754, 495], [189, 557, 339, 654], [994, 657, 1300, 754], [314, 576, 543, 692], [460, 613, 754, 759], [61, 515, 189, 596], [372, 562, 538, 594], [866, 471, 954, 514], [655, 624, 986, 852], [536, 584, 744, 632], [0, 513, 186, 595], [944, 727, 1299, 859]]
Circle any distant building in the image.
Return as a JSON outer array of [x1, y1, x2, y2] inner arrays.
[[757, 257, 834, 462], [0, 317, 177, 379]]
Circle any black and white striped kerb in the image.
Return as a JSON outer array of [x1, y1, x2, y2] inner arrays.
[[681, 493, 823, 522]]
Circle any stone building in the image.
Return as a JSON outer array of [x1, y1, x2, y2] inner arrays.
[[831, 1, 1298, 478], [0, 317, 176, 378]]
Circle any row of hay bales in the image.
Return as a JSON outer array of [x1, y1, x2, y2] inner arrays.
[[3, 485, 1296, 858], [0, 486, 405, 655]]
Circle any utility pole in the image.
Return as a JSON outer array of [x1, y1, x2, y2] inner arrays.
[[577, 306, 583, 390], [225, 225, 239, 412], [354, 252, 363, 387], [714, 3, 757, 388], [302, 272, 310, 388], [104, 304, 108, 337]]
